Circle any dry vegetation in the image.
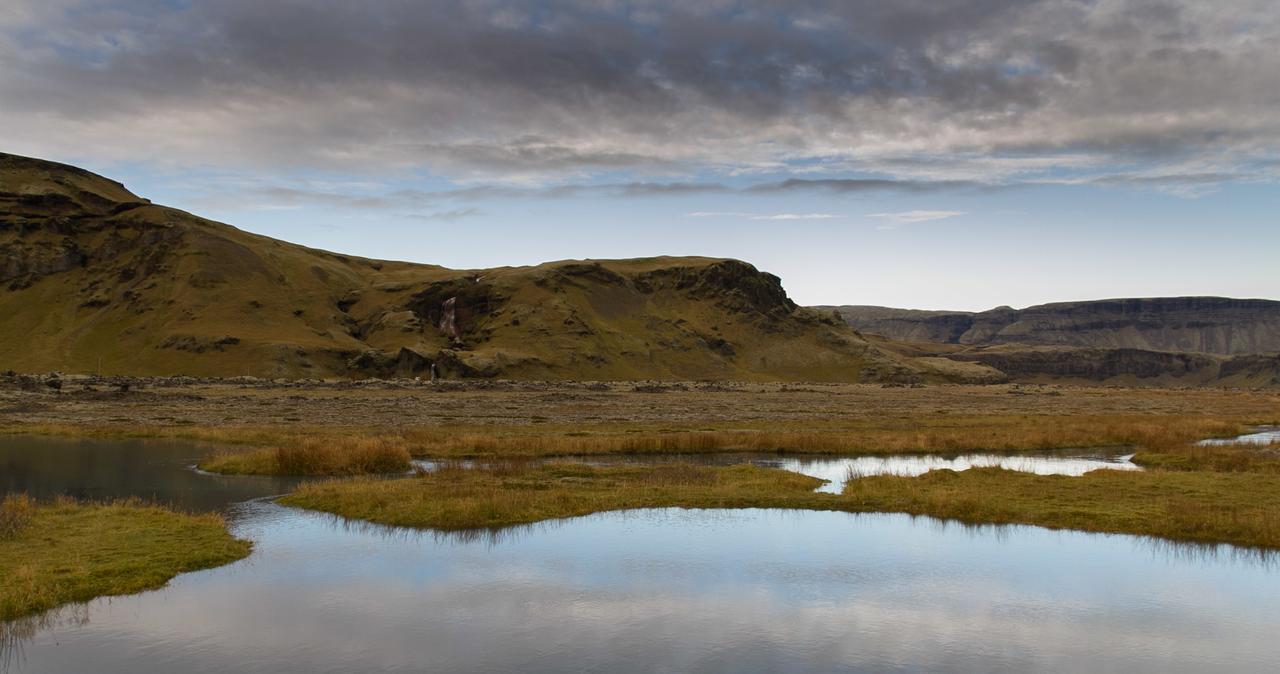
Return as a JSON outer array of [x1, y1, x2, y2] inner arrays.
[[195, 413, 1250, 475], [0, 494, 35, 540], [1133, 439, 1280, 473], [3, 380, 1279, 547], [2, 380, 1273, 476], [201, 437, 411, 476], [0, 497, 251, 621]]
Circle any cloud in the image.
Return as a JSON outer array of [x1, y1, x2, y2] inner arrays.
[[748, 179, 982, 194], [189, 177, 972, 214], [2, 0, 1277, 191], [407, 208, 480, 222], [867, 210, 965, 229], [685, 211, 840, 221]]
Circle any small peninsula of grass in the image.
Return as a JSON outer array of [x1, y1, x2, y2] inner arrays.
[[281, 463, 829, 529], [0, 497, 251, 621], [843, 468, 1280, 549], [282, 438, 1280, 549]]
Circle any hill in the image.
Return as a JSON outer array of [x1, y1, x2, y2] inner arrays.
[[1, 152, 953, 382]]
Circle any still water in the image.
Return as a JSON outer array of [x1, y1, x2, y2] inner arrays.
[[1198, 426, 1280, 446], [3, 436, 1279, 673]]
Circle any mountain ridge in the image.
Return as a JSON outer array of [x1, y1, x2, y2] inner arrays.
[[821, 297, 1280, 355], [2, 151, 955, 382]]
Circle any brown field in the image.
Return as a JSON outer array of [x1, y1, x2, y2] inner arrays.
[[4, 378, 1280, 548], [1, 379, 1278, 429], [2, 378, 1276, 475]]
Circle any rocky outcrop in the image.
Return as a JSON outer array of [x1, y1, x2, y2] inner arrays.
[[826, 297, 1280, 355], [951, 348, 1218, 381]]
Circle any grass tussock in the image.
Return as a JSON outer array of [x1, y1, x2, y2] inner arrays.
[[0, 494, 35, 540], [0, 497, 251, 621], [200, 437, 411, 476]]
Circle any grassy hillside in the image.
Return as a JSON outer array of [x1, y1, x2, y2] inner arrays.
[[0, 152, 937, 381]]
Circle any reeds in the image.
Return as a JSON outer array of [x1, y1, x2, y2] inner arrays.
[[273, 437, 410, 475], [202, 437, 411, 476], [0, 494, 34, 540]]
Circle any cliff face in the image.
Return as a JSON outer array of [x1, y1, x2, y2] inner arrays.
[[1, 152, 949, 382], [827, 298, 1280, 355]]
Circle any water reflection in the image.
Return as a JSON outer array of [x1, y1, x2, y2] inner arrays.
[[4, 436, 1280, 673], [778, 452, 1141, 493], [415, 450, 1142, 494], [0, 436, 300, 513], [6, 505, 1280, 673], [1, 606, 90, 673]]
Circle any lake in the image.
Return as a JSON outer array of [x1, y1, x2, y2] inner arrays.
[[3, 435, 1278, 673]]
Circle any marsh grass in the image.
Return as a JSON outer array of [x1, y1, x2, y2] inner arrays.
[[841, 468, 1280, 549], [181, 414, 1255, 475], [200, 437, 411, 476], [281, 463, 830, 530], [1134, 439, 1280, 473], [388, 415, 1247, 458], [0, 494, 35, 540], [284, 434, 1280, 549], [0, 498, 252, 621]]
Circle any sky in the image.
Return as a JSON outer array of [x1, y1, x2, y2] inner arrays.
[[2, 0, 1277, 311]]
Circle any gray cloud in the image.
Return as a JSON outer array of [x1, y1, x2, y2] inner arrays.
[[748, 178, 983, 194], [195, 176, 977, 212], [406, 208, 481, 223], [1, 0, 1277, 188]]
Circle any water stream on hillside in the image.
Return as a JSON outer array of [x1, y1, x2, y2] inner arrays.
[[2, 433, 1278, 672]]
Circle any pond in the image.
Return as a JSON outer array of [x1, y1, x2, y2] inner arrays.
[[1198, 426, 1280, 446], [3, 436, 1279, 673]]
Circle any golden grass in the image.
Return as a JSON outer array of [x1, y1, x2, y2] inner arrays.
[[1133, 440, 1280, 473], [199, 436, 410, 476], [184, 413, 1250, 475], [386, 414, 1246, 457], [0, 494, 35, 540], [0, 497, 251, 621]]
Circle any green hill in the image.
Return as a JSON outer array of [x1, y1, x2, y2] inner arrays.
[[1, 152, 955, 382]]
